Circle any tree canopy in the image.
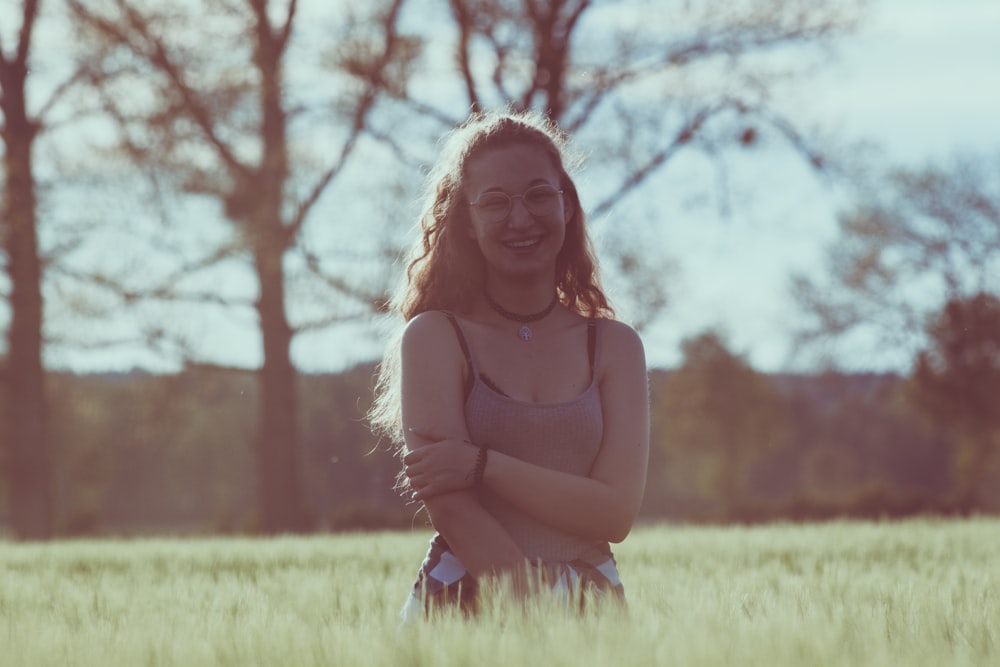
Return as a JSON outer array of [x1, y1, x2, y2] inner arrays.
[[792, 154, 1000, 369]]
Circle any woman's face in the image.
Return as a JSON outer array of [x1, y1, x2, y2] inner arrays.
[[462, 143, 570, 282]]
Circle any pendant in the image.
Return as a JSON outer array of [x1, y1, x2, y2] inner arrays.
[[518, 324, 532, 342]]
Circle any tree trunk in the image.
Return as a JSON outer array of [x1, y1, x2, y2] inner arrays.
[[249, 18, 303, 533], [253, 239, 303, 533], [1, 51, 52, 540]]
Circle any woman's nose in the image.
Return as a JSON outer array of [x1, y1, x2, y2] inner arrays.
[[506, 198, 534, 228]]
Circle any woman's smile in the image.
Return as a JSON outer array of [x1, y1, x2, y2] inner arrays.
[[502, 235, 544, 250], [465, 143, 567, 279]]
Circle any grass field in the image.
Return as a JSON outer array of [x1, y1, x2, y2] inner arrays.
[[1, 519, 997, 666]]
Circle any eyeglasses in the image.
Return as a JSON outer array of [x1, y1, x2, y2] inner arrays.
[[468, 184, 564, 224]]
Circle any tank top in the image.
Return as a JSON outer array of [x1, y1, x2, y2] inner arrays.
[[440, 312, 611, 564]]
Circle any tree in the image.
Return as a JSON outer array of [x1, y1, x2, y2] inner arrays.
[[655, 330, 787, 519], [910, 293, 1000, 511], [65, 0, 413, 532], [1, 0, 50, 540], [0, 0, 71, 539], [360, 0, 867, 326], [792, 154, 1000, 368], [15, 0, 868, 534], [378, 0, 864, 202]]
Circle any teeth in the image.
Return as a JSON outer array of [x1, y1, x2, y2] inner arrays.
[[506, 238, 540, 248]]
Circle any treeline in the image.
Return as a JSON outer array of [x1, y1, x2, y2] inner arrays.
[[2, 0, 872, 539], [2, 336, 995, 537]]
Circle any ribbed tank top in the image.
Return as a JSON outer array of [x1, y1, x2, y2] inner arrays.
[[445, 313, 611, 564]]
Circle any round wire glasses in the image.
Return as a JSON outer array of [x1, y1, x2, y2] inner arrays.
[[468, 184, 564, 224]]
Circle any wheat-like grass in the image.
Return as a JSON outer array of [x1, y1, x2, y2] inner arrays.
[[1, 519, 996, 666]]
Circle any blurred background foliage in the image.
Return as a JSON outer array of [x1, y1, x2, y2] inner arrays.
[[1, 0, 998, 538], [3, 323, 999, 537]]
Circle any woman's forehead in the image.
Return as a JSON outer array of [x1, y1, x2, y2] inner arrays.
[[463, 143, 561, 191]]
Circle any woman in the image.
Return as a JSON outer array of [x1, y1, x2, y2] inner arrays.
[[369, 110, 649, 619]]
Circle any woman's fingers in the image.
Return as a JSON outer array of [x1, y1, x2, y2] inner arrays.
[[405, 461, 434, 490], [403, 461, 422, 481], [402, 438, 475, 500]]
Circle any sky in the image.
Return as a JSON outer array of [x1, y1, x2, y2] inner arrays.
[[8, 0, 1000, 374], [289, 0, 1000, 375], [634, 0, 1000, 372]]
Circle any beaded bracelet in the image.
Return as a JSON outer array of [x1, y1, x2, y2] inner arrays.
[[471, 445, 489, 486]]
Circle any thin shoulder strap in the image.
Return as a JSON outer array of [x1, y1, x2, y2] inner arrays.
[[587, 319, 598, 372], [443, 312, 477, 398], [443, 312, 472, 367]]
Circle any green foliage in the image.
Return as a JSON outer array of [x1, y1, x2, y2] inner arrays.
[[1, 520, 997, 667], [646, 331, 969, 523], [773, 372, 954, 518], [14, 346, 995, 537], [909, 293, 1000, 510], [651, 330, 789, 519], [34, 364, 408, 536], [912, 293, 1000, 433], [45, 369, 259, 535]]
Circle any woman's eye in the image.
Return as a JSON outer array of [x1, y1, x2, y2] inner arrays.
[[526, 191, 554, 204], [479, 195, 508, 210]]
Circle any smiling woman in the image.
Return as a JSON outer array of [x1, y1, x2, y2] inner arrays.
[[368, 110, 650, 621]]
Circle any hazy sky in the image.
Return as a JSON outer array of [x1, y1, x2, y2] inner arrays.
[[814, 0, 1000, 161], [635, 0, 1000, 373], [13, 0, 1000, 373], [286, 0, 1000, 375]]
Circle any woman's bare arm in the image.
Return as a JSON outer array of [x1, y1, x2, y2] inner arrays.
[[406, 320, 649, 543], [401, 311, 527, 577]]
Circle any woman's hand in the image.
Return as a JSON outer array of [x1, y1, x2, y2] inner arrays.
[[403, 429, 480, 500]]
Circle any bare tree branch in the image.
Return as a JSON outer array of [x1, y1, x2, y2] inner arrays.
[[34, 63, 90, 122], [448, 0, 481, 111], [591, 104, 721, 218], [791, 154, 1000, 367], [365, 126, 428, 169], [299, 247, 387, 309], [292, 311, 376, 334], [50, 257, 254, 309], [16, 0, 40, 67], [39, 236, 87, 269], [277, 0, 298, 53], [285, 0, 407, 241], [488, 36, 514, 104], [68, 0, 249, 178], [393, 95, 458, 128]]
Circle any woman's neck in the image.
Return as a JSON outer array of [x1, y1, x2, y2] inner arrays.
[[483, 278, 557, 316]]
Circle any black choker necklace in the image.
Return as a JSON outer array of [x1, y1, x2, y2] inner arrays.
[[485, 292, 559, 342]]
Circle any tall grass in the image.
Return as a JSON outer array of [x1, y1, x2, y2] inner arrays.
[[1, 519, 997, 666]]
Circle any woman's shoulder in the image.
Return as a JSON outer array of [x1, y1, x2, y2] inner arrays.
[[404, 309, 452, 332], [401, 310, 465, 358], [596, 317, 642, 344], [401, 310, 471, 394], [596, 317, 646, 364], [403, 310, 454, 343]]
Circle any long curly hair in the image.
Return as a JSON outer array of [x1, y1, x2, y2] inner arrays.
[[369, 109, 614, 446]]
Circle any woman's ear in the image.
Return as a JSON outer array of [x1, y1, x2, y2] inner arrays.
[[563, 193, 575, 224], [559, 176, 577, 224]]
